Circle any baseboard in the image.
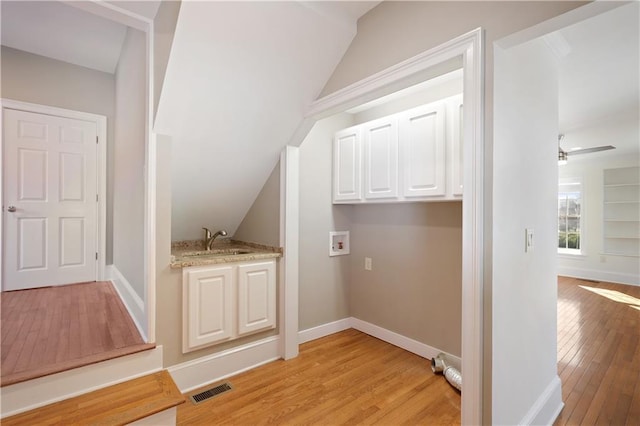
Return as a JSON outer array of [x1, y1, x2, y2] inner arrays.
[[298, 318, 351, 344], [106, 264, 148, 341], [168, 336, 281, 393], [298, 317, 461, 368], [518, 375, 564, 425], [0, 346, 163, 418], [558, 266, 639, 286]]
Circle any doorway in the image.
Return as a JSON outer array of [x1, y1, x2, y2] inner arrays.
[[2, 101, 107, 291]]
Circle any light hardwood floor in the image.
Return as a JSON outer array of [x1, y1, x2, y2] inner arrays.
[[178, 328, 461, 425], [0, 281, 154, 386], [555, 276, 640, 425]]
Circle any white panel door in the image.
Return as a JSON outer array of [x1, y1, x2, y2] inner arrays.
[[333, 126, 362, 202], [399, 102, 446, 198], [237, 260, 276, 336], [3, 108, 98, 290], [183, 265, 234, 352], [363, 117, 398, 200], [450, 95, 464, 197]]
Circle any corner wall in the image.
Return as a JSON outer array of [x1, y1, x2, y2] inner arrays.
[[113, 28, 146, 300], [298, 115, 353, 330]]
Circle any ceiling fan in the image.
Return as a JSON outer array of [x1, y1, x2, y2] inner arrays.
[[558, 134, 615, 165]]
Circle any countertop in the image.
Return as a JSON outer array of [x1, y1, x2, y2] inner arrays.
[[170, 239, 282, 269]]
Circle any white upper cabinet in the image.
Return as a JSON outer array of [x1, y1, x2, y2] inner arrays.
[[333, 126, 362, 202], [399, 103, 445, 198], [363, 117, 399, 200], [333, 94, 463, 204]]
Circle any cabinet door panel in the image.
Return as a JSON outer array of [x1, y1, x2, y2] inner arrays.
[[363, 118, 398, 199], [400, 103, 446, 198], [333, 127, 361, 202], [183, 266, 233, 352], [238, 260, 276, 336]]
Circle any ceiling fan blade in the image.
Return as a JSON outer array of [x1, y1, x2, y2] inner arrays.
[[567, 145, 616, 155]]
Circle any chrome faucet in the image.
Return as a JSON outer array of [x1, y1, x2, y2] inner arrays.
[[202, 227, 228, 250]]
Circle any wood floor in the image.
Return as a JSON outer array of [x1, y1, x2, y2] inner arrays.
[[178, 328, 461, 425], [555, 276, 640, 426], [0, 281, 153, 386]]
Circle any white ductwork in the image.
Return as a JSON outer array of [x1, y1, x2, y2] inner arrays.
[[431, 353, 462, 392]]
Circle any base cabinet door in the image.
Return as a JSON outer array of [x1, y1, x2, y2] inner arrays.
[[183, 265, 234, 352], [237, 261, 276, 336]]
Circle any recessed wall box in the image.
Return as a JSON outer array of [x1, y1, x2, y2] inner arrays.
[[329, 231, 350, 256]]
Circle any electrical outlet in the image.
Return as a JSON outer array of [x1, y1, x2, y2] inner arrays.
[[364, 257, 372, 271]]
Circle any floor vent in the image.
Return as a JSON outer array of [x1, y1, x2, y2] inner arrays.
[[189, 382, 233, 404]]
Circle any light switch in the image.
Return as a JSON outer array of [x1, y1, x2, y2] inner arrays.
[[525, 228, 534, 252], [364, 257, 372, 271]]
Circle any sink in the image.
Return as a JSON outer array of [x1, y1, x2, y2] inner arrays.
[[182, 248, 253, 257]]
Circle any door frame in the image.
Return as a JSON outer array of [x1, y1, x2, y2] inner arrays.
[[1, 99, 107, 288], [305, 28, 485, 425]]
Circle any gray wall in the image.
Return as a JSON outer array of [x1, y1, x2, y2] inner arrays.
[[234, 162, 280, 247], [298, 115, 354, 330], [350, 203, 462, 356], [1, 46, 116, 263], [113, 28, 146, 298]]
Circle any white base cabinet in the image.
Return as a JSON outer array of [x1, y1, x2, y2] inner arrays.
[[183, 259, 276, 353], [333, 94, 463, 204]]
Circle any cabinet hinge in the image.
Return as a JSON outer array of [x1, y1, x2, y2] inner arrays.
[[96, 136, 99, 144], [96, 194, 99, 202], [96, 252, 98, 260]]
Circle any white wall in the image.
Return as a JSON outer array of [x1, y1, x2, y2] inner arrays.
[[113, 28, 146, 299], [559, 152, 640, 286], [493, 38, 561, 425]]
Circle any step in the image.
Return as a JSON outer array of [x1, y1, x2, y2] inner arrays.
[[1, 370, 185, 426], [1, 346, 163, 418]]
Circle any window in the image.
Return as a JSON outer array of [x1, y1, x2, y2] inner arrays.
[[558, 178, 582, 254]]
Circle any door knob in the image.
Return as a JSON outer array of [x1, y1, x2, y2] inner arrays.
[[7, 206, 16, 212]]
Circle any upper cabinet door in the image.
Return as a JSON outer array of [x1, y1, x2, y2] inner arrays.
[[363, 117, 398, 200], [399, 103, 446, 198], [333, 126, 362, 202], [450, 95, 464, 197]]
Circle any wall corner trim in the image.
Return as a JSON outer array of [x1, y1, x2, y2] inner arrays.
[[518, 375, 564, 426], [298, 318, 352, 344], [107, 265, 147, 341]]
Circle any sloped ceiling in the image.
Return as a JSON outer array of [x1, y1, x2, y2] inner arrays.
[[557, 2, 639, 157], [155, 1, 379, 241]]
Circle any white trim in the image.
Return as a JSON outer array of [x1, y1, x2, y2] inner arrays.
[[279, 146, 300, 360], [558, 267, 639, 287], [0, 346, 163, 418], [518, 375, 564, 426], [306, 28, 485, 425], [298, 318, 352, 344], [168, 336, 281, 393], [350, 318, 462, 367], [106, 265, 147, 341], [130, 407, 177, 426], [0, 99, 108, 286]]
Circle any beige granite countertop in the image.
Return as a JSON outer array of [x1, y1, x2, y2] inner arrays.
[[170, 239, 282, 269]]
